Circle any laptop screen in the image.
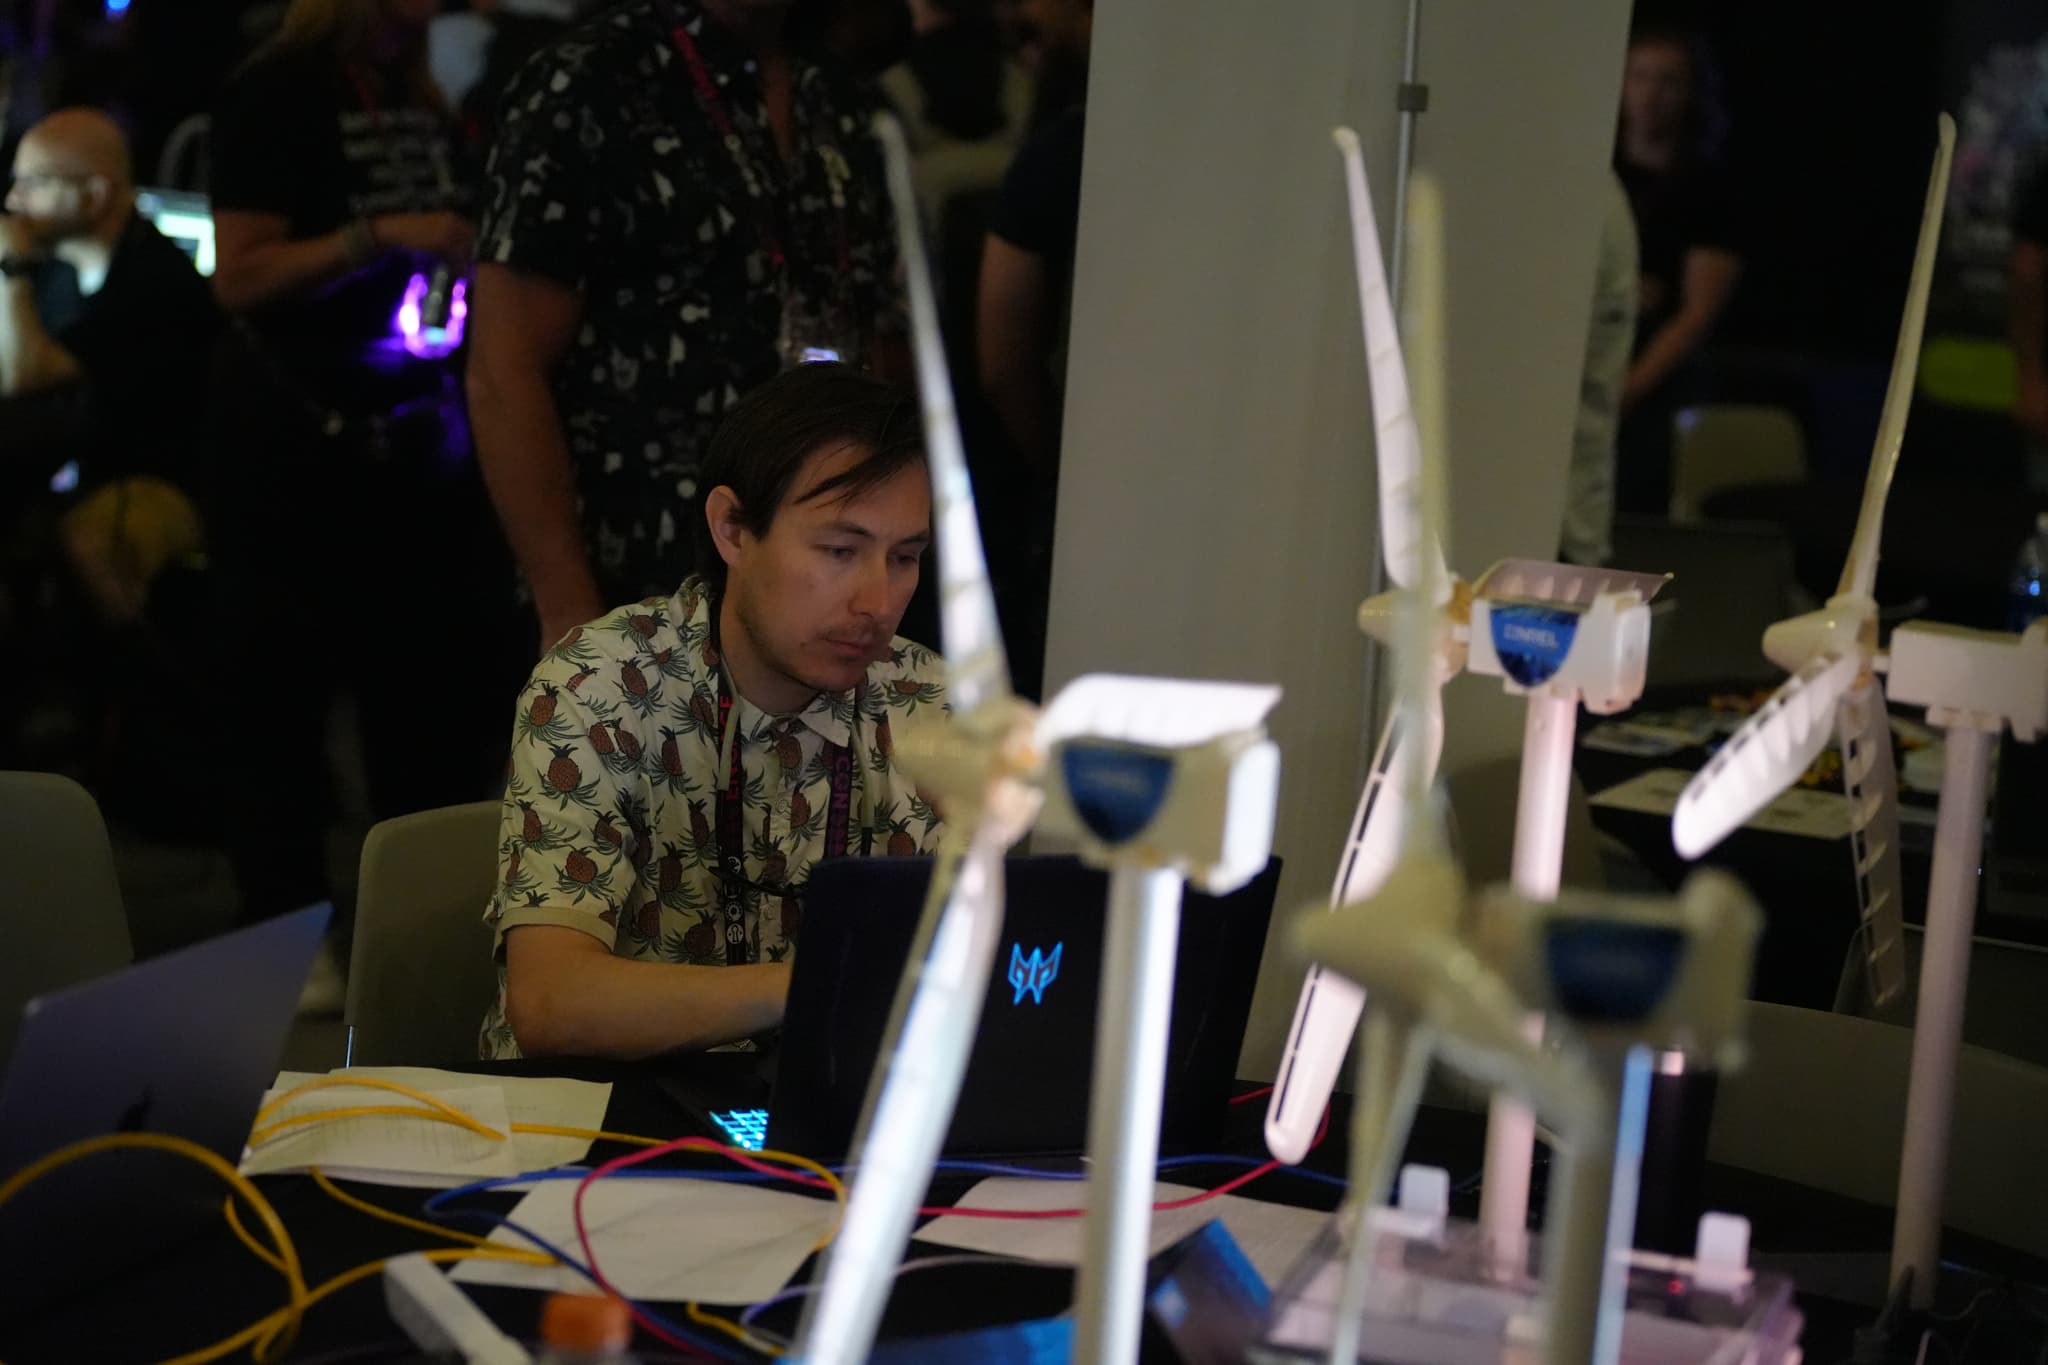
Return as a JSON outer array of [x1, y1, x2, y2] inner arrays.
[[764, 855, 1280, 1160], [136, 187, 215, 277]]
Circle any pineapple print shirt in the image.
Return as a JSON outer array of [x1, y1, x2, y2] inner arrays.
[[480, 576, 946, 1059]]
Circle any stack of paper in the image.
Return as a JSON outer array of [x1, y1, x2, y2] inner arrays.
[[241, 1067, 614, 1187]]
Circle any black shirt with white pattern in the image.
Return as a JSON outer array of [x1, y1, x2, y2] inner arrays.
[[478, 0, 906, 603]]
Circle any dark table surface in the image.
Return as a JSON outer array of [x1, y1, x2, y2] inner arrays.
[[5, 1057, 2045, 1364], [1577, 678, 2048, 1014]]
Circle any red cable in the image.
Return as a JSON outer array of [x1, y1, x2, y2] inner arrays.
[[1230, 1085, 1275, 1105], [572, 1134, 798, 1356]]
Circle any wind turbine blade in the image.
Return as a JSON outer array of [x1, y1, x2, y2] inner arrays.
[[1334, 126, 1451, 601], [1264, 693, 1443, 1164], [875, 113, 1011, 719], [1672, 650, 1860, 858], [1840, 113, 1955, 601], [1836, 680, 1908, 1007], [795, 827, 1007, 1360]]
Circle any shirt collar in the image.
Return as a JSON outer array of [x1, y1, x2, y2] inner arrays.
[[688, 576, 856, 751]]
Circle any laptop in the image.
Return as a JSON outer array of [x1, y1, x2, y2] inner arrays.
[[664, 855, 1280, 1160], [0, 904, 329, 1320]]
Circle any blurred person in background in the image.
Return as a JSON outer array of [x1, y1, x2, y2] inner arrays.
[[2013, 155, 2048, 486], [1612, 26, 1742, 517], [1561, 172, 1639, 566], [970, 0, 1085, 698], [467, 0, 909, 657], [977, 0, 1087, 471], [3, 108, 216, 621], [1, 108, 219, 789], [207, 0, 508, 973]]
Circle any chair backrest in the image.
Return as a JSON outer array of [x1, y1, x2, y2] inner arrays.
[[344, 801, 503, 1066], [1669, 404, 1807, 522], [0, 772, 133, 1068], [1611, 515, 1800, 690], [1711, 1002, 2048, 1260]]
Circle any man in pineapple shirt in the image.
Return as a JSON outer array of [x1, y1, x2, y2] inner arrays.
[[482, 363, 946, 1059]]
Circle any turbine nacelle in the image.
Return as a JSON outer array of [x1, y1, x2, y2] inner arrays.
[[1760, 595, 1876, 677]]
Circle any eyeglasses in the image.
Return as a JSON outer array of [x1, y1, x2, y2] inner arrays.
[[5, 172, 90, 193]]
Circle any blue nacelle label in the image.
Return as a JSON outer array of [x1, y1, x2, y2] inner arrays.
[[1488, 602, 1582, 688], [1059, 743, 1176, 845]]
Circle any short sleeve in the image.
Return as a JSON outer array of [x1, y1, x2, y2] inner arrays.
[[208, 57, 323, 222], [1681, 161, 1743, 259], [988, 108, 1086, 265], [476, 48, 610, 287], [2015, 161, 2048, 248], [485, 659, 645, 953]]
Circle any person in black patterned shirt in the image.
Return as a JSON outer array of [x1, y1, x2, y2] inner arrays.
[[468, 0, 910, 657]]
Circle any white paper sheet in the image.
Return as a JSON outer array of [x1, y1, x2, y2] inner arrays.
[[272, 1067, 615, 1172], [913, 1179, 1333, 1289], [449, 1179, 841, 1304], [241, 1083, 523, 1185]]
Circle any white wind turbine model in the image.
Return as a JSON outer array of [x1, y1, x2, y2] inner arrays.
[[796, 115, 1284, 1365], [1284, 158, 1762, 1365], [1676, 115, 2044, 1314], [1285, 157, 1601, 1365], [1672, 114, 1956, 1017], [1265, 127, 1670, 1269], [792, 113, 1048, 1365]]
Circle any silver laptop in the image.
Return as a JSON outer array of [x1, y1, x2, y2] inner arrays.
[[0, 904, 328, 1321]]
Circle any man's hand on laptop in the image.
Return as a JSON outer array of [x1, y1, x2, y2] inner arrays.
[[503, 926, 793, 1059]]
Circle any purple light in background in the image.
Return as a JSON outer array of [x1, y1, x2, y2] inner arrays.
[[392, 272, 468, 358]]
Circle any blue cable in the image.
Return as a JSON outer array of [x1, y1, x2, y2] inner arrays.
[[421, 1153, 1347, 1216], [419, 1149, 1349, 1360], [424, 1198, 750, 1361]]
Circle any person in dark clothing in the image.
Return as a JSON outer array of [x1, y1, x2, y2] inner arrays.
[[207, 0, 509, 934], [3, 106, 217, 570], [971, 22, 1085, 701], [1, 107, 220, 786], [466, 0, 910, 656], [978, 103, 1081, 476], [2012, 158, 2048, 451], [1612, 27, 1742, 517]]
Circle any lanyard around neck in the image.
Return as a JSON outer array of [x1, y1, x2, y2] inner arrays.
[[657, 6, 852, 279]]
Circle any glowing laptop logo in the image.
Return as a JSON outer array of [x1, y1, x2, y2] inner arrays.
[[1008, 942, 1063, 1005]]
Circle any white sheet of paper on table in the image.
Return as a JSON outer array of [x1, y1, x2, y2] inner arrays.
[[240, 1084, 523, 1185], [271, 1067, 615, 1173], [912, 1178, 1333, 1289], [449, 1179, 842, 1304]]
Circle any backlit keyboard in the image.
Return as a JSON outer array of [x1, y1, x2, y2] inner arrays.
[[709, 1107, 769, 1151]]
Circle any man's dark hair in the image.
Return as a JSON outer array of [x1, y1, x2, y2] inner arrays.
[[698, 362, 926, 593]]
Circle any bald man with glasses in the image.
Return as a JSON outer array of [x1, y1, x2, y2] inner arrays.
[[2, 108, 218, 624]]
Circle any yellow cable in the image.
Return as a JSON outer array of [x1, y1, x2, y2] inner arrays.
[[743, 1144, 846, 1251], [159, 1245, 551, 1365], [222, 1191, 288, 1275], [0, 1132, 308, 1364], [248, 1080, 503, 1154], [248, 1103, 502, 1148], [307, 1167, 503, 1251], [511, 1122, 667, 1147], [686, 1300, 788, 1356]]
